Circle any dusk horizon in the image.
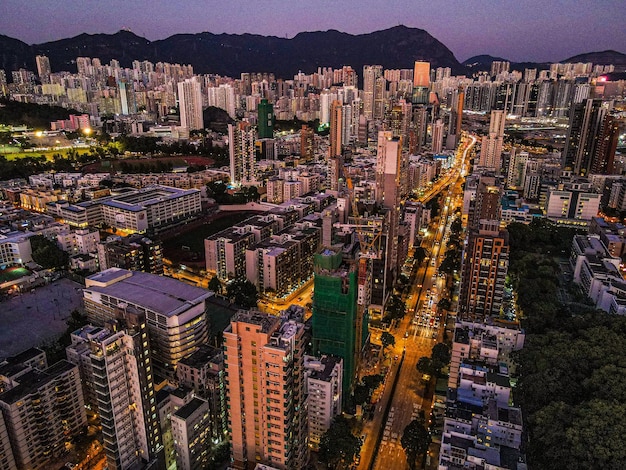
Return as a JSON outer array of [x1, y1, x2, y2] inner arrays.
[[1, 0, 624, 63]]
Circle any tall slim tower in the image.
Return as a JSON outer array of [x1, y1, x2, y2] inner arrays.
[[363, 65, 382, 120], [257, 98, 274, 139], [376, 131, 404, 285], [563, 99, 615, 176], [330, 100, 343, 157], [224, 310, 308, 470], [178, 77, 204, 130], [459, 177, 509, 321], [432, 119, 444, 154], [229, 122, 257, 184], [479, 110, 506, 170], [89, 317, 163, 470], [35, 55, 51, 84], [300, 124, 315, 162]]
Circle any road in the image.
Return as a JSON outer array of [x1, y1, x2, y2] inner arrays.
[[357, 135, 475, 470]]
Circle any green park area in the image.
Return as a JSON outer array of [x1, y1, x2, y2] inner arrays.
[[164, 212, 253, 253], [0, 267, 31, 283], [0, 147, 91, 161]]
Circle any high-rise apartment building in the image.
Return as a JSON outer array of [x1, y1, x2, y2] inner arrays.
[[300, 125, 315, 162], [363, 65, 382, 120], [171, 397, 212, 470], [304, 355, 343, 449], [329, 100, 343, 157], [563, 99, 617, 176], [229, 121, 257, 184], [83, 268, 211, 379], [459, 220, 510, 321], [478, 110, 506, 171], [0, 361, 86, 470], [413, 61, 430, 87], [35, 55, 51, 84], [178, 77, 204, 130], [224, 310, 308, 470], [89, 317, 163, 470], [97, 234, 164, 274], [459, 176, 509, 321], [176, 344, 227, 443], [432, 119, 444, 154]]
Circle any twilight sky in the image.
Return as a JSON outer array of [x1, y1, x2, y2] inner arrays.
[[1, 0, 624, 62]]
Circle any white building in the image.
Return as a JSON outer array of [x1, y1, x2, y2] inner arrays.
[[83, 268, 212, 379], [0, 231, 33, 267], [171, 397, 212, 470], [178, 77, 204, 130], [89, 323, 162, 470], [304, 355, 343, 448]]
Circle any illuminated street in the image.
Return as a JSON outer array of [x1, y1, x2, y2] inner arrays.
[[358, 135, 475, 470]]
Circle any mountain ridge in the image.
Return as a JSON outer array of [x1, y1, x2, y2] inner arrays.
[[1, 28, 624, 79]]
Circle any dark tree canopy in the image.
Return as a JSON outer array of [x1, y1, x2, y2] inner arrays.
[[318, 415, 361, 469], [381, 331, 396, 351], [225, 278, 258, 308], [401, 417, 430, 470], [29, 235, 68, 269]]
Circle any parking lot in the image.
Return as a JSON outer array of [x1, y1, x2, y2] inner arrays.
[[0, 278, 84, 359]]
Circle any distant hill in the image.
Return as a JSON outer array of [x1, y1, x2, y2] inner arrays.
[[463, 55, 508, 70], [562, 50, 626, 68], [463, 54, 552, 74], [1, 26, 464, 80]]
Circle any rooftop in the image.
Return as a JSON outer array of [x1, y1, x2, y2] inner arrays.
[[174, 396, 208, 420], [85, 268, 212, 317], [0, 360, 76, 405]]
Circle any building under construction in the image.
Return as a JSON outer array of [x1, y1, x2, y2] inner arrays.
[[311, 246, 368, 403]]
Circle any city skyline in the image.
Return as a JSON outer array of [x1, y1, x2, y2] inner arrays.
[[1, 0, 624, 63]]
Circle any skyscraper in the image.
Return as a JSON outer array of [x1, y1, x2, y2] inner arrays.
[[300, 124, 315, 162], [257, 98, 274, 139], [35, 55, 51, 84], [229, 121, 257, 184], [330, 100, 343, 157], [413, 61, 431, 87], [363, 65, 382, 120], [178, 77, 204, 131], [224, 310, 308, 470], [478, 110, 506, 171], [563, 99, 615, 176], [432, 119, 444, 154], [89, 318, 163, 470], [459, 177, 509, 321]]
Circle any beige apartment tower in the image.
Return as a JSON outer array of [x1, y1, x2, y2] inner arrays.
[[224, 310, 308, 470]]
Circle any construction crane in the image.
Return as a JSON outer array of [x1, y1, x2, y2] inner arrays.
[[344, 177, 383, 258]]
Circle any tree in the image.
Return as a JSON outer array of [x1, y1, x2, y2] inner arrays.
[[381, 331, 396, 352], [29, 235, 68, 269], [226, 278, 258, 308], [431, 342, 451, 377], [401, 418, 430, 470], [208, 276, 222, 294], [318, 415, 361, 469], [384, 295, 406, 321], [416, 356, 435, 376], [437, 298, 451, 312]]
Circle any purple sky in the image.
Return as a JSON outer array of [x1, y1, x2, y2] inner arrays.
[[1, 0, 624, 62]]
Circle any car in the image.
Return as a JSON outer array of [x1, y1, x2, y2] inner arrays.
[[404, 331, 409, 338]]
